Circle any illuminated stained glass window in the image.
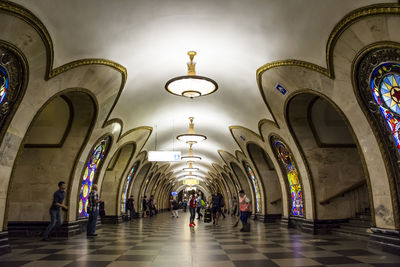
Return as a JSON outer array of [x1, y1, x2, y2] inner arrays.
[[120, 162, 139, 213], [244, 163, 261, 213], [270, 136, 304, 216], [78, 137, 111, 218], [0, 66, 8, 105], [370, 63, 400, 151]]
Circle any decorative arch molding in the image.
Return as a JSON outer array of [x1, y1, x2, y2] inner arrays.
[[4, 89, 98, 232], [257, 4, 400, 231], [99, 141, 136, 220], [119, 160, 140, 215], [0, 0, 138, 231], [0, 41, 28, 145], [285, 90, 374, 224], [218, 150, 248, 195], [130, 160, 152, 211], [353, 43, 400, 228], [0, 1, 127, 127], [256, 3, 400, 128]]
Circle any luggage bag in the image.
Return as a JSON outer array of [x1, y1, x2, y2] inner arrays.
[[204, 208, 212, 223]]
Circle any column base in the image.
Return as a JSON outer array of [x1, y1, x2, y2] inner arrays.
[[0, 231, 10, 255], [7, 220, 89, 238], [281, 217, 347, 234], [101, 215, 123, 224], [262, 214, 282, 223], [368, 227, 400, 255]]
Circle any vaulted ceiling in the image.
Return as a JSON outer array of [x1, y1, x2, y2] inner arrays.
[[14, 0, 395, 182]]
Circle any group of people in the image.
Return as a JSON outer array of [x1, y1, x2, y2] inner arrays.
[[43, 181, 102, 241], [42, 182, 253, 241], [142, 195, 157, 218], [177, 189, 251, 232]]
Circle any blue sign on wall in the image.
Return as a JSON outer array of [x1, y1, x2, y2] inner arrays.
[[276, 84, 287, 95]]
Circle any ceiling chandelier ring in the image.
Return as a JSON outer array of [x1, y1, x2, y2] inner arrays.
[[165, 51, 218, 98]]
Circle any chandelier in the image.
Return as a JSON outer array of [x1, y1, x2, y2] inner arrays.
[[177, 117, 206, 143], [183, 161, 199, 172], [165, 51, 218, 98], [181, 142, 201, 162]]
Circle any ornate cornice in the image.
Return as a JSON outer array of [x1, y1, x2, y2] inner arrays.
[[0, 0, 128, 129], [256, 3, 400, 127]]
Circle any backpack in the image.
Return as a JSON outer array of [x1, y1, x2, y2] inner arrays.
[[201, 199, 205, 207]]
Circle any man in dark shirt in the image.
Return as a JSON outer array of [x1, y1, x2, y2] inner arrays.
[[126, 195, 135, 220], [87, 184, 101, 237], [42, 181, 68, 241], [211, 190, 224, 225]]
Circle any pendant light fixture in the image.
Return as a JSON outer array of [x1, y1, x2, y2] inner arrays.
[[183, 161, 199, 172], [181, 142, 201, 162], [177, 117, 206, 143], [165, 51, 218, 98]]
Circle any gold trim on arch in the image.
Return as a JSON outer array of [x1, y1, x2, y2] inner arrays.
[[351, 42, 400, 229], [283, 89, 377, 225], [256, 3, 400, 128], [0, 0, 128, 129]]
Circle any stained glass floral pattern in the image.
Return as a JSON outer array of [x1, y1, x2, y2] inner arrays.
[[121, 163, 138, 213], [0, 66, 8, 105], [370, 63, 400, 151], [245, 163, 261, 213], [78, 137, 110, 218], [271, 136, 304, 216]]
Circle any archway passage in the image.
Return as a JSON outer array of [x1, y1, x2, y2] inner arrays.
[[100, 143, 136, 222], [247, 143, 282, 219], [287, 93, 370, 223], [130, 163, 152, 212], [120, 161, 140, 215], [230, 162, 255, 214], [6, 91, 96, 235]]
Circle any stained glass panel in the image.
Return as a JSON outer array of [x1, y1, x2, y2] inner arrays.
[[271, 136, 303, 216], [0, 66, 8, 105], [245, 164, 261, 213], [370, 63, 400, 151], [78, 137, 110, 218], [120, 163, 138, 213]]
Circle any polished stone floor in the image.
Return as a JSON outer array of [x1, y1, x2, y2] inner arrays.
[[1, 212, 400, 267]]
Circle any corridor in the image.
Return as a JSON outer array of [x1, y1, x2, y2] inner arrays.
[[1, 213, 400, 267]]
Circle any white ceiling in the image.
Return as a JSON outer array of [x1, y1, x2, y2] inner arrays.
[[14, 0, 395, 180]]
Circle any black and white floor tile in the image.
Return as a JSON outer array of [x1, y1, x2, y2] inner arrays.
[[1, 212, 399, 267]]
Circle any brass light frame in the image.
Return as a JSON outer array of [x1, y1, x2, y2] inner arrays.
[[165, 51, 218, 98]]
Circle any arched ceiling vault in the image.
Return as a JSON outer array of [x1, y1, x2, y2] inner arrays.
[[12, 0, 395, 188]]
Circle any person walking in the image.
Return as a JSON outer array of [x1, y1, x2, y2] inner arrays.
[[238, 190, 251, 232], [142, 196, 147, 218], [189, 193, 196, 227], [196, 194, 203, 220], [232, 196, 238, 216], [127, 195, 135, 220], [87, 184, 101, 237], [211, 190, 223, 225], [148, 195, 155, 217], [183, 198, 187, 212], [42, 181, 68, 241], [172, 198, 179, 218]]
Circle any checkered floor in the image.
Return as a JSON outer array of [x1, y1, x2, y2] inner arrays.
[[1, 212, 400, 267]]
